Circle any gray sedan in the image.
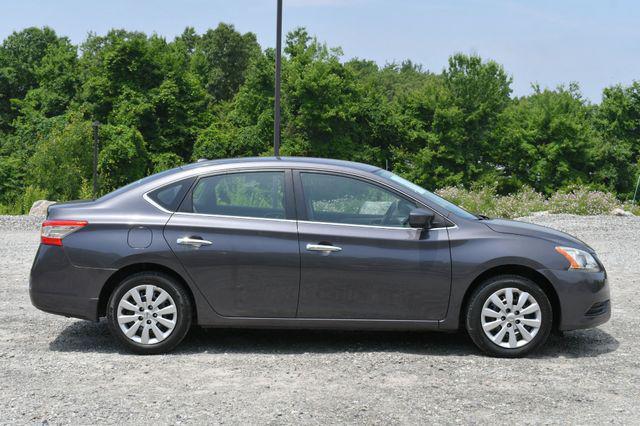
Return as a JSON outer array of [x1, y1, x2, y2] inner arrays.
[[30, 157, 611, 357]]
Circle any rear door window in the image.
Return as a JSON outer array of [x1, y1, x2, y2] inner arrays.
[[191, 171, 286, 219]]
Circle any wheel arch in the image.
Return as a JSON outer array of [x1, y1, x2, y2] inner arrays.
[[98, 262, 197, 321], [459, 264, 561, 330]]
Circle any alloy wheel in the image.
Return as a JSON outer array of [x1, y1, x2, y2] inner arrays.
[[481, 287, 542, 349], [116, 285, 177, 345]]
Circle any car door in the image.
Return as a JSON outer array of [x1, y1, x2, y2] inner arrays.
[[164, 169, 300, 318], [294, 170, 451, 320]]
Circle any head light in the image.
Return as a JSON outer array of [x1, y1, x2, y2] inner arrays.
[[555, 246, 600, 272]]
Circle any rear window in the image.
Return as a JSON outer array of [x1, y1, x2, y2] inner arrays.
[[146, 178, 194, 212]]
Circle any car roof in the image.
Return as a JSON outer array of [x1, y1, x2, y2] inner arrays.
[[180, 156, 381, 173], [97, 156, 382, 205]]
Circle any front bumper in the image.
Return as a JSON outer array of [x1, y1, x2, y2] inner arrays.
[[541, 269, 611, 331], [29, 244, 114, 321]]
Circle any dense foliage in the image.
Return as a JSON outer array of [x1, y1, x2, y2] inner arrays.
[[1, 25, 639, 213]]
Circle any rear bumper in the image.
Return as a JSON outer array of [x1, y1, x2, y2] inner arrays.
[[29, 244, 115, 321], [29, 290, 100, 321], [541, 269, 611, 331]]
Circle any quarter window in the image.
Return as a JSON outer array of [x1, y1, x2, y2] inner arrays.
[[192, 171, 286, 219], [146, 178, 194, 212], [300, 173, 417, 227]]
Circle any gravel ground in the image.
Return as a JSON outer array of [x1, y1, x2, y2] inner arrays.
[[0, 215, 44, 231], [0, 214, 638, 424]]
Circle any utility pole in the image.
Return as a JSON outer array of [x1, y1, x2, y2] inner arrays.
[[273, 0, 283, 157], [92, 121, 100, 198]]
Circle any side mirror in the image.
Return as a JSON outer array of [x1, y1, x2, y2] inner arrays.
[[408, 208, 435, 229]]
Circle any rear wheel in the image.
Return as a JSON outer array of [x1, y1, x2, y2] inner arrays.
[[107, 272, 192, 354], [465, 275, 552, 357]]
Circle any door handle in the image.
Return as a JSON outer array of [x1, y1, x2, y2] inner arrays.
[[177, 237, 212, 247], [306, 243, 342, 253]]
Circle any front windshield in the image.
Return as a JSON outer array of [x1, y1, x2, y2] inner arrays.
[[375, 170, 477, 220]]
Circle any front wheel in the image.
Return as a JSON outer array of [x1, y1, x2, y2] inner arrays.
[[465, 275, 553, 357], [107, 272, 192, 354]]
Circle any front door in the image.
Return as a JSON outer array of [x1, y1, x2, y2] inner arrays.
[[295, 171, 451, 320], [165, 170, 300, 318]]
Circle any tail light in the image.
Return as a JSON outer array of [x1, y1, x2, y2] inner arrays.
[[41, 220, 88, 246]]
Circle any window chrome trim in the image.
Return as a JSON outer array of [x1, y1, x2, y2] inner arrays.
[[172, 211, 297, 223], [297, 220, 455, 232], [146, 198, 454, 230], [143, 192, 174, 214]]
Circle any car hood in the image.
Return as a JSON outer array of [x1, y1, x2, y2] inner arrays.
[[482, 218, 594, 252]]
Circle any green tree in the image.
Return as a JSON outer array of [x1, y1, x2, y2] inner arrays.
[[151, 152, 183, 173], [0, 27, 61, 131], [491, 84, 598, 194], [279, 28, 402, 164], [78, 30, 209, 162], [98, 124, 148, 192], [0, 109, 67, 204], [192, 23, 260, 102], [79, 30, 164, 122], [442, 54, 512, 183], [176, 27, 199, 54], [593, 82, 640, 196], [1, 23, 639, 209], [391, 74, 466, 188], [27, 113, 93, 200], [390, 54, 513, 190]]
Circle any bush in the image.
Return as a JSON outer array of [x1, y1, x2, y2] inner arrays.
[[493, 187, 546, 218], [436, 186, 546, 218], [623, 202, 640, 216], [547, 187, 619, 215], [0, 185, 47, 214], [0, 154, 25, 205], [436, 185, 626, 218], [435, 186, 496, 216], [0, 204, 20, 215], [28, 115, 93, 201]]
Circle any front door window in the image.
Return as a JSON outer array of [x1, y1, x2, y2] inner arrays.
[[300, 172, 417, 227]]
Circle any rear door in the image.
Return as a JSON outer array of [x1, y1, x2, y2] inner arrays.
[[164, 169, 300, 318], [294, 171, 451, 320]]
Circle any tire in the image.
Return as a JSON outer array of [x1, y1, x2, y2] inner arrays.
[[107, 272, 192, 355], [465, 275, 552, 358]]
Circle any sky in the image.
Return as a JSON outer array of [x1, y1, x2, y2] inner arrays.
[[1, 0, 638, 102]]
